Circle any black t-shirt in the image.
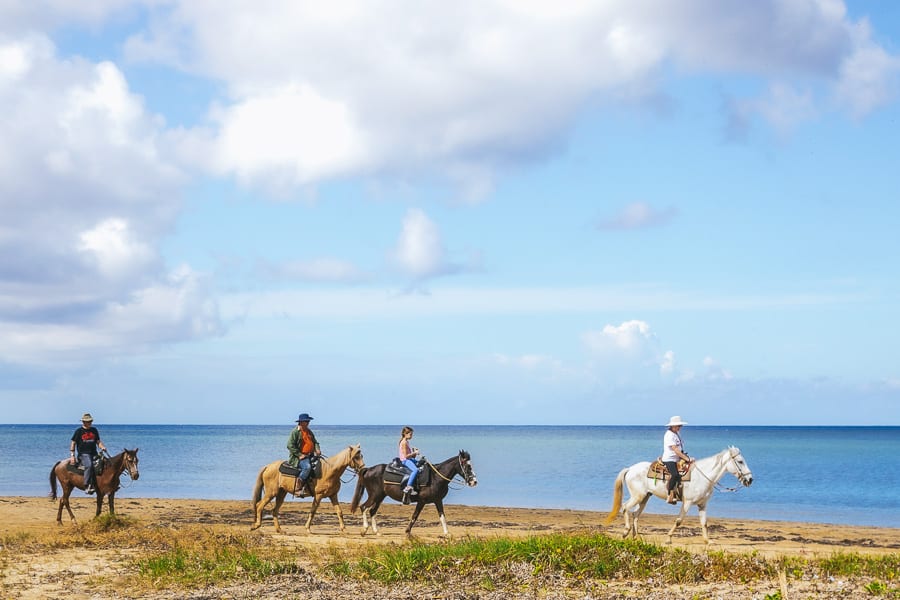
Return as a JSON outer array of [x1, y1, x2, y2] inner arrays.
[[71, 426, 101, 456]]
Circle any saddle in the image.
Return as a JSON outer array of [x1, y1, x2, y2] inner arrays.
[[383, 457, 430, 489], [648, 458, 692, 482], [279, 455, 322, 479], [65, 455, 106, 477], [280, 456, 322, 497]]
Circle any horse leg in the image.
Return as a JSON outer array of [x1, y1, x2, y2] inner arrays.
[[404, 501, 427, 537], [666, 501, 690, 544], [108, 492, 116, 516], [95, 492, 104, 517], [58, 484, 76, 525], [619, 491, 647, 539], [366, 497, 385, 535], [252, 488, 277, 531], [271, 490, 287, 534], [434, 499, 449, 537], [696, 502, 710, 544], [630, 493, 652, 540], [305, 495, 323, 534], [328, 494, 346, 532]]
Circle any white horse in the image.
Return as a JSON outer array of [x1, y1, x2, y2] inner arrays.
[[604, 446, 753, 544]]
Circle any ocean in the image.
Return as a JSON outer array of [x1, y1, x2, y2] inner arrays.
[[3, 425, 899, 528]]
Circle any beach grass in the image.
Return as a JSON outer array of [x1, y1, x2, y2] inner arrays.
[[326, 533, 900, 590], [2, 515, 899, 595]]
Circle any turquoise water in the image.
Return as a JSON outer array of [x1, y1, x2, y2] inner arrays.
[[4, 424, 899, 527]]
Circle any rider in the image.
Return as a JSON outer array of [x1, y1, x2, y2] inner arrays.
[[69, 413, 107, 495], [662, 415, 692, 504], [287, 413, 320, 496], [398, 426, 420, 504]]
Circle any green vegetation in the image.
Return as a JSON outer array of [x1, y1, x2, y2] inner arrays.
[[3, 519, 899, 595], [326, 533, 900, 591]]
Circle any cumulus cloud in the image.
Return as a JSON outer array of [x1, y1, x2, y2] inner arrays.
[[0, 33, 221, 365], [390, 208, 461, 282], [116, 0, 899, 191]]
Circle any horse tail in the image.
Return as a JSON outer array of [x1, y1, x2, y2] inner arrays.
[[349, 467, 368, 514], [49, 462, 60, 501], [604, 467, 628, 525], [251, 464, 267, 509]]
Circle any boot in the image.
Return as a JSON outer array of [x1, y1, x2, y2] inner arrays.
[[666, 490, 676, 505]]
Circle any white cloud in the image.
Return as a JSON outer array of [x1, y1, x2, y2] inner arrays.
[[0, 33, 220, 364], [390, 208, 459, 281], [119, 0, 897, 190]]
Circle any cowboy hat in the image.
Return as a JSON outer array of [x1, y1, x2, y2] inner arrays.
[[296, 413, 314, 423], [81, 413, 94, 422], [666, 415, 687, 427]]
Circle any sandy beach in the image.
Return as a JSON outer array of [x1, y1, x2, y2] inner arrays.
[[1, 495, 898, 598]]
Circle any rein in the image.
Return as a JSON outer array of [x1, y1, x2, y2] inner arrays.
[[691, 450, 745, 493], [426, 456, 469, 489]]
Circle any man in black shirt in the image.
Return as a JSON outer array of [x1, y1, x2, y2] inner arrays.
[[69, 413, 107, 494]]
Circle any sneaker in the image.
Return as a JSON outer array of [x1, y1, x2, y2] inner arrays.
[[85, 486, 95, 495], [403, 486, 413, 494]]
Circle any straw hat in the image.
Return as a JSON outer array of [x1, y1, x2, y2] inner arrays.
[[666, 415, 687, 427], [81, 413, 94, 423]]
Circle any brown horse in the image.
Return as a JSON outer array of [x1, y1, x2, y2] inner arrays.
[[250, 444, 365, 534], [350, 450, 477, 537], [49, 448, 140, 525]]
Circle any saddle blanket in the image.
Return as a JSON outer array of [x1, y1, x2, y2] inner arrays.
[[648, 459, 692, 482]]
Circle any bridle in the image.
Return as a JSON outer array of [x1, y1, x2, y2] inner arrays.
[[427, 454, 477, 488], [691, 447, 751, 493]]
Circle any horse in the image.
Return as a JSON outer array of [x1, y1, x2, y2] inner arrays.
[[350, 450, 478, 537], [49, 448, 140, 525], [250, 444, 365, 534], [604, 446, 753, 544]]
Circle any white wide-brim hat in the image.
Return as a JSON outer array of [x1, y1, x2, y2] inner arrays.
[[666, 415, 687, 427]]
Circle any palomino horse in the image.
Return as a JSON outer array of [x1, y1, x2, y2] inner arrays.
[[605, 446, 753, 544], [49, 449, 140, 525], [250, 444, 365, 534], [351, 450, 478, 537]]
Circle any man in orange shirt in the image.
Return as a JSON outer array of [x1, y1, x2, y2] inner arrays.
[[287, 413, 320, 496]]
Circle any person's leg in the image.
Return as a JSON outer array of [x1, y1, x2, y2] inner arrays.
[[80, 454, 94, 492], [664, 461, 679, 503], [403, 459, 418, 488], [297, 457, 312, 494]]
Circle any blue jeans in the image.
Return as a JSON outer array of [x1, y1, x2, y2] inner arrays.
[[79, 454, 95, 488], [298, 457, 312, 481], [402, 458, 418, 488]]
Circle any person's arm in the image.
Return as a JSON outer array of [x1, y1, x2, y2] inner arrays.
[[96, 430, 107, 453], [669, 443, 691, 462], [287, 429, 301, 458]]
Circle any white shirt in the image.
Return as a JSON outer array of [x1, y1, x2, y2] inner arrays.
[[662, 429, 684, 462]]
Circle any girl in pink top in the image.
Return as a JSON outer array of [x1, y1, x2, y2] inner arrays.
[[398, 426, 420, 497]]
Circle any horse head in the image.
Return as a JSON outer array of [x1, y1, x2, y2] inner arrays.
[[458, 450, 478, 487], [726, 446, 752, 487], [349, 444, 366, 474], [123, 448, 140, 480]]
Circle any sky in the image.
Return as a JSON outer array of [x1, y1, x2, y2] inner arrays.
[[1, 1, 899, 426]]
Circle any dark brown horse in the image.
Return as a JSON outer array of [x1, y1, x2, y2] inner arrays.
[[350, 450, 477, 537], [49, 448, 140, 525]]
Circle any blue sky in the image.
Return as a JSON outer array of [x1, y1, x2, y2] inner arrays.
[[1, 1, 899, 425]]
